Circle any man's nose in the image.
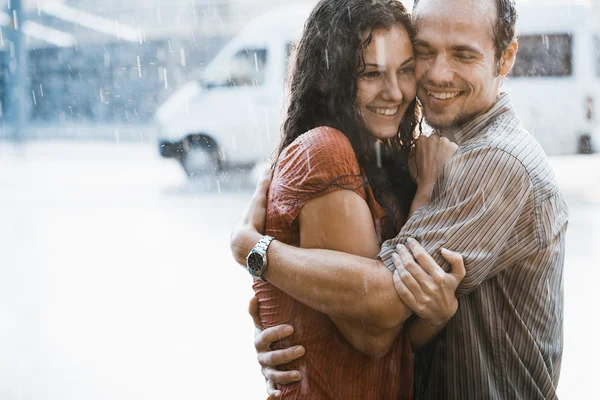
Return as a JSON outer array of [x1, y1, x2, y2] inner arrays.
[[382, 75, 403, 102], [427, 53, 454, 85]]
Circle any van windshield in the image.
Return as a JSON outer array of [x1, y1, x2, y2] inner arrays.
[[204, 48, 268, 88], [511, 34, 573, 78]]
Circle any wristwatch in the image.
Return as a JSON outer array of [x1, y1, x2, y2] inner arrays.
[[246, 235, 275, 280]]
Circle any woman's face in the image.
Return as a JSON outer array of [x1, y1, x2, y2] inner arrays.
[[356, 25, 417, 140]]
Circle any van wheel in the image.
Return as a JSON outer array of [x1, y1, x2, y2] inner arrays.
[[180, 135, 223, 182], [579, 133, 592, 154]]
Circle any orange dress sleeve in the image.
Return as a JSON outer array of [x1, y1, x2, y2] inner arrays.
[[270, 126, 367, 228]]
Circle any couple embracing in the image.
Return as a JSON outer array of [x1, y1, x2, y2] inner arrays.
[[230, 0, 568, 399]]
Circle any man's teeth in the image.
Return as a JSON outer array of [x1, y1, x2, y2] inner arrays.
[[428, 91, 460, 100], [371, 107, 398, 116]]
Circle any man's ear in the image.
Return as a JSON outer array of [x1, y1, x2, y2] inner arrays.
[[499, 40, 518, 77]]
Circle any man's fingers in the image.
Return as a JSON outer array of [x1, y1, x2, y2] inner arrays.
[[266, 379, 281, 399], [441, 248, 466, 283], [258, 346, 305, 368], [255, 324, 295, 352], [262, 366, 302, 385], [249, 296, 263, 330]]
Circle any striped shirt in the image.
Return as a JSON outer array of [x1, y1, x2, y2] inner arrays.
[[379, 93, 569, 400]]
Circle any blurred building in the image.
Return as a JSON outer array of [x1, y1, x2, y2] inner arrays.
[[0, 0, 316, 136]]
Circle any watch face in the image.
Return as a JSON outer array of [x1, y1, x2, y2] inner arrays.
[[247, 252, 264, 272]]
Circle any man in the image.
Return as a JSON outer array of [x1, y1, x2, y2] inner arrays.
[[230, 0, 568, 398]]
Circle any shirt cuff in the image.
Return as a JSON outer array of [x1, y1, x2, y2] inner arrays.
[[378, 245, 397, 273]]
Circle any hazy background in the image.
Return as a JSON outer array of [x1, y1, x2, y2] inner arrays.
[[0, 0, 598, 399]]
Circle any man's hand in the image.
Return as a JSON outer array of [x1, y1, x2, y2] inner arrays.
[[230, 168, 273, 265], [392, 238, 465, 327], [249, 297, 305, 399]]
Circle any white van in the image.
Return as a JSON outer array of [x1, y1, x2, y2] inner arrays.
[[502, 4, 600, 154], [157, 3, 599, 179], [155, 4, 312, 177]]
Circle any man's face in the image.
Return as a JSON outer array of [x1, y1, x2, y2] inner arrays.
[[413, 0, 503, 129]]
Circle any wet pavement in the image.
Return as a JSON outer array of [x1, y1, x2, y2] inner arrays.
[[0, 141, 597, 399]]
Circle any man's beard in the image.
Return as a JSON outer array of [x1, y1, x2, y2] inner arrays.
[[417, 80, 472, 130], [422, 106, 476, 130]]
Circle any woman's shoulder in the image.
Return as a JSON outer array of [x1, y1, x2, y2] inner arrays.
[[271, 126, 365, 217], [279, 126, 358, 170], [273, 126, 363, 195]]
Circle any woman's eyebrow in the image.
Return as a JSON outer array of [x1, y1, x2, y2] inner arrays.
[[400, 57, 415, 66], [364, 57, 414, 69], [364, 63, 385, 68], [412, 39, 430, 47]]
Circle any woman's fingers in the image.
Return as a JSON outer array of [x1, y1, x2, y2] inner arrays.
[[405, 238, 445, 278], [393, 268, 419, 312], [441, 248, 466, 284]]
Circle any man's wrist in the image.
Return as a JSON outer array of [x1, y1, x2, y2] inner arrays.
[[231, 226, 263, 265]]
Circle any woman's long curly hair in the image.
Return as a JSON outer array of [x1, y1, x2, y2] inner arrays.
[[277, 0, 420, 239]]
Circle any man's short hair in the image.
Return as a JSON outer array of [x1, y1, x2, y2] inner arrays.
[[413, 0, 518, 62]]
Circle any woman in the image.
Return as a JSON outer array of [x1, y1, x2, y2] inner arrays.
[[252, 0, 460, 398]]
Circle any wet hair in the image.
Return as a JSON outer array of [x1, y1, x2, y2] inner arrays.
[[278, 0, 419, 239], [414, 0, 518, 63], [492, 0, 518, 62]]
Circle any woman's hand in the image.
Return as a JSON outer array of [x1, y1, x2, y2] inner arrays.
[[230, 168, 273, 265], [248, 297, 305, 399], [391, 238, 465, 327], [413, 134, 458, 195]]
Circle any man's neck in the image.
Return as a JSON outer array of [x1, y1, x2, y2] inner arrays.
[[435, 93, 503, 143], [438, 129, 458, 143]]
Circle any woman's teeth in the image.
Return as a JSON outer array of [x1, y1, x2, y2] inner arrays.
[[369, 107, 398, 116], [428, 91, 460, 100]]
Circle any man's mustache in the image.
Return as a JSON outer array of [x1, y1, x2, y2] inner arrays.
[[418, 80, 467, 91]]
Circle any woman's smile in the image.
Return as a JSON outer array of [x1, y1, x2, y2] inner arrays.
[[366, 105, 400, 118]]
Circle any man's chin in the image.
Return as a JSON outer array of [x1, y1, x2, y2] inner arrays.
[[423, 112, 461, 130]]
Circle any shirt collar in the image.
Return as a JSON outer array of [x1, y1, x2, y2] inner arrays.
[[443, 93, 515, 146]]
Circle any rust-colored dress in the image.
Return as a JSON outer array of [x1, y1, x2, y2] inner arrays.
[[253, 127, 414, 399]]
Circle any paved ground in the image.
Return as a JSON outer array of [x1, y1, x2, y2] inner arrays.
[[0, 140, 597, 399]]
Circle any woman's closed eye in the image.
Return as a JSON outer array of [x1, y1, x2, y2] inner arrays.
[[398, 66, 414, 75]]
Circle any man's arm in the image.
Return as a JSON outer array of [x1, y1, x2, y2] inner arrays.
[[297, 189, 408, 357], [231, 172, 464, 333], [233, 147, 532, 326], [381, 146, 534, 298], [234, 227, 411, 330]]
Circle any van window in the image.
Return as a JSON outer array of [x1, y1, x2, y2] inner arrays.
[[208, 48, 267, 88], [511, 34, 572, 77], [594, 36, 600, 77]]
